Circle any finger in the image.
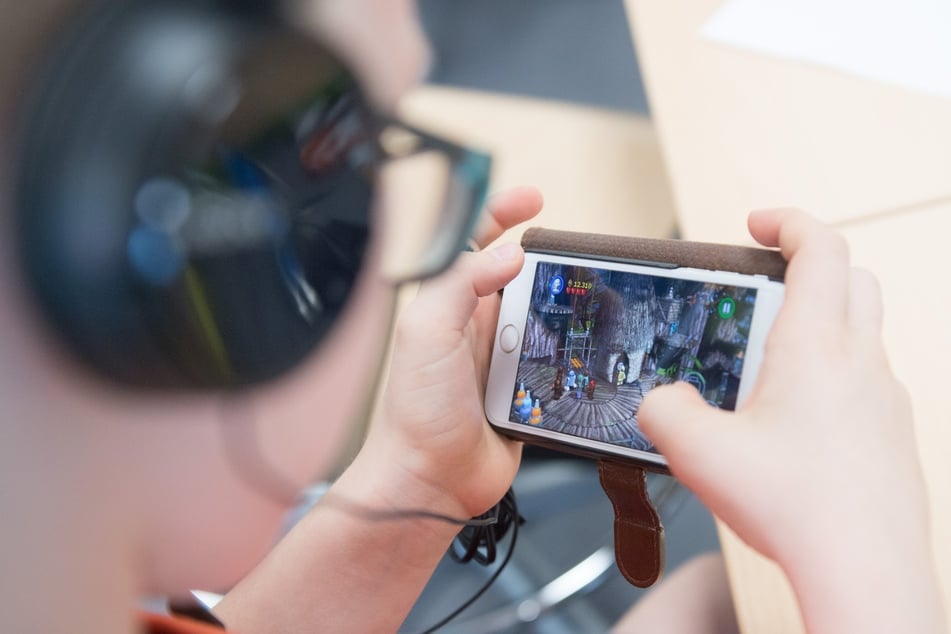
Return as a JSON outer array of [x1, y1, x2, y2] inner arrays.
[[472, 186, 544, 249], [746, 206, 799, 248], [639, 383, 735, 483], [748, 207, 851, 332], [848, 267, 884, 336], [405, 243, 524, 334]]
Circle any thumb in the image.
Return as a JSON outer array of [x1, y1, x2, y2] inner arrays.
[[407, 243, 524, 332], [640, 382, 736, 485]]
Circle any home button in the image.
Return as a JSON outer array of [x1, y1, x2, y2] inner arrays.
[[499, 324, 520, 353]]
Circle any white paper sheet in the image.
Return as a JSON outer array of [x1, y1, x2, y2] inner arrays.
[[702, 0, 951, 100]]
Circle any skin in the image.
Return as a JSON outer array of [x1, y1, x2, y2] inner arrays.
[[0, 1, 537, 632], [638, 209, 947, 634], [0, 2, 945, 634], [214, 189, 542, 632]]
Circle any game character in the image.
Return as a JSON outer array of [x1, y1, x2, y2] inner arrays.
[[514, 382, 526, 409], [566, 369, 577, 390], [519, 390, 533, 422], [552, 368, 565, 400], [529, 399, 542, 426], [587, 379, 596, 400], [616, 362, 627, 386]]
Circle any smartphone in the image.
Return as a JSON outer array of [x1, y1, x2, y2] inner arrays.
[[485, 252, 785, 471]]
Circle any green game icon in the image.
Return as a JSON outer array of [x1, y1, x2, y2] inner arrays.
[[717, 297, 736, 319]]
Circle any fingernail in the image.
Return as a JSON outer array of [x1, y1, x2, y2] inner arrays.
[[490, 243, 521, 261]]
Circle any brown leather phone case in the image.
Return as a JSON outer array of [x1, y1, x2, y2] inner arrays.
[[518, 227, 786, 587], [521, 227, 787, 280]]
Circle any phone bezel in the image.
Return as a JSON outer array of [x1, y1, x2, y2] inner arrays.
[[485, 252, 785, 471]]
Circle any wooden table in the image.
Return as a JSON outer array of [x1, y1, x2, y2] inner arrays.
[[623, 0, 951, 630], [625, 0, 951, 244]]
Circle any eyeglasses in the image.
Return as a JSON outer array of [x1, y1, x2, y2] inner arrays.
[[16, 0, 491, 389]]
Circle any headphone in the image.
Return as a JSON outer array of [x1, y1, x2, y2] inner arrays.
[[15, 0, 382, 389]]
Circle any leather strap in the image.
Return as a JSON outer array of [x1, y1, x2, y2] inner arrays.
[[598, 460, 665, 587]]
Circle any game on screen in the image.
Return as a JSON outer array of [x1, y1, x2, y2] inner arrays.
[[510, 263, 759, 454]]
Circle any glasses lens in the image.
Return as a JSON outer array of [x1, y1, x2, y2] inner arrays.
[[378, 128, 491, 282]]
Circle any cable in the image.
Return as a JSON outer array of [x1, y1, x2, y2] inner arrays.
[[317, 490, 500, 527], [448, 488, 520, 565], [419, 489, 522, 634], [320, 487, 523, 634]]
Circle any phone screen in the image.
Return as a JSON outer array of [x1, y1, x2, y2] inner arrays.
[[509, 262, 760, 455]]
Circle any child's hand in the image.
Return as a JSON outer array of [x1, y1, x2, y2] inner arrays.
[[364, 187, 543, 519], [639, 209, 944, 633]]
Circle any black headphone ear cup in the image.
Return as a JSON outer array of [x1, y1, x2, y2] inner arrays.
[[16, 0, 376, 389]]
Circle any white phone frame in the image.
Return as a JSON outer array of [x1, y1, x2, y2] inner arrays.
[[484, 252, 785, 469]]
